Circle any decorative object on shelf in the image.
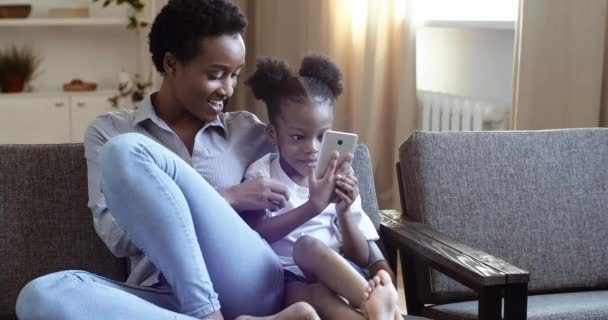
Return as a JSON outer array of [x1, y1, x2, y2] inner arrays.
[[0, 46, 40, 93], [109, 71, 151, 108], [92, 0, 147, 29], [63, 78, 98, 91], [48, 7, 90, 18], [0, 4, 31, 19]]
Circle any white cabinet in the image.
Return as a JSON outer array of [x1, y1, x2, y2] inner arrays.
[[0, 92, 121, 144], [0, 96, 70, 144], [70, 95, 117, 143]]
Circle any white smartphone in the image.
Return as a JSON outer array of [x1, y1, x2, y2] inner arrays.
[[316, 130, 358, 178]]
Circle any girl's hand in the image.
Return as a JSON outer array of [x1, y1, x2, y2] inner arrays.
[[307, 152, 338, 213], [335, 173, 359, 214]]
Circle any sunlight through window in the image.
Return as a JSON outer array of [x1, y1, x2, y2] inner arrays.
[[414, 0, 518, 26]]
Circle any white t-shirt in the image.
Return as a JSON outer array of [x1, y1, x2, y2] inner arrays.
[[244, 153, 379, 277]]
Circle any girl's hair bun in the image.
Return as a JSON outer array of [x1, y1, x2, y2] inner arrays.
[[298, 54, 343, 98], [246, 57, 293, 101]]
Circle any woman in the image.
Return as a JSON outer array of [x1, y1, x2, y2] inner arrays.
[[15, 0, 328, 319]]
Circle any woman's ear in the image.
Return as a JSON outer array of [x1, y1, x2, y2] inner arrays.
[[266, 124, 278, 145], [163, 52, 177, 76]]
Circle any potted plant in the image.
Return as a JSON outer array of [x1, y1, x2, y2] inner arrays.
[[92, 0, 148, 29], [0, 46, 40, 93]]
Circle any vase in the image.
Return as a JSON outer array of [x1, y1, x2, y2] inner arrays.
[[3, 73, 25, 93]]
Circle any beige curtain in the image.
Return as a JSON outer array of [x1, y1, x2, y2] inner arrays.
[[231, 0, 418, 209], [602, 3, 608, 127]]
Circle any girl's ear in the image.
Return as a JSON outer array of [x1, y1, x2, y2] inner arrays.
[[266, 124, 278, 145]]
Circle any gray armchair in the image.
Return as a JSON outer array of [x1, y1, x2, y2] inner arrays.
[[380, 128, 608, 320]]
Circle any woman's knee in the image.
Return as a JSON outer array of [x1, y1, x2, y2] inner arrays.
[[16, 271, 86, 320], [99, 133, 152, 181], [99, 133, 148, 168]]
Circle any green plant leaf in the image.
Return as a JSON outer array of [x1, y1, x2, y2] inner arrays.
[[94, 0, 147, 29]]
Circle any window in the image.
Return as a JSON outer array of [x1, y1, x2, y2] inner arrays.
[[414, 0, 518, 25]]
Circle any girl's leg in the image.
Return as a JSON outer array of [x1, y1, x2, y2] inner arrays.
[[99, 133, 283, 319], [284, 281, 365, 320], [292, 235, 368, 308], [16, 270, 197, 320]]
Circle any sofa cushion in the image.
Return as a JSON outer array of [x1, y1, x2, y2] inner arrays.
[[399, 129, 608, 302], [423, 290, 608, 320], [0, 144, 127, 318]]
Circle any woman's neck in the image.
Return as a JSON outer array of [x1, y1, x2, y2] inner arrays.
[[153, 84, 205, 129], [152, 85, 206, 155]]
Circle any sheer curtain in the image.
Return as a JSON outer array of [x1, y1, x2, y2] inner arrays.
[[232, 0, 418, 209], [602, 3, 608, 127]]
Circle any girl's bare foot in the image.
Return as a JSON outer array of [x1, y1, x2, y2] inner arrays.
[[234, 302, 320, 320], [362, 270, 401, 320], [363, 280, 374, 300]]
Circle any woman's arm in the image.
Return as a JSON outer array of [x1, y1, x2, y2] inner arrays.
[[85, 120, 141, 258], [245, 201, 323, 244], [220, 177, 290, 212]]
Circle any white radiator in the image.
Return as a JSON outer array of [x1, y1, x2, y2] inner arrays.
[[417, 90, 511, 131]]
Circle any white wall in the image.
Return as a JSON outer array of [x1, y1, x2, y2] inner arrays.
[[416, 26, 516, 103]]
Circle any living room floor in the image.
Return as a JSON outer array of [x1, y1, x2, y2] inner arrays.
[[396, 254, 408, 314]]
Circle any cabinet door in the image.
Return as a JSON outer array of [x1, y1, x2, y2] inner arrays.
[[0, 96, 71, 144], [70, 95, 117, 143]]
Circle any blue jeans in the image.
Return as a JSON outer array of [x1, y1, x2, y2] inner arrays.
[[16, 133, 284, 320]]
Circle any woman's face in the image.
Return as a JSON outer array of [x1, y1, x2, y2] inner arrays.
[[168, 33, 245, 122]]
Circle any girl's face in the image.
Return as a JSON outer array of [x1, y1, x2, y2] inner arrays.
[[167, 33, 245, 122], [268, 98, 334, 185]]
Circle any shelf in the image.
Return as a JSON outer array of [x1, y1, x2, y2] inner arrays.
[[423, 20, 516, 30], [0, 90, 118, 98], [0, 18, 129, 27]]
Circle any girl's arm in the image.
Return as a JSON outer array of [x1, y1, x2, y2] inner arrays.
[[243, 153, 340, 244], [335, 174, 370, 266]]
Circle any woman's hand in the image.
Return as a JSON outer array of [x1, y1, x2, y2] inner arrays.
[[307, 152, 338, 213], [220, 177, 289, 212], [335, 172, 359, 214]]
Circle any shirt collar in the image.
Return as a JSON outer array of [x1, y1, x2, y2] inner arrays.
[[134, 92, 227, 135]]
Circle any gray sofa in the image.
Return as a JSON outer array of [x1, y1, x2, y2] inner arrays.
[[380, 128, 608, 320], [0, 143, 400, 319]]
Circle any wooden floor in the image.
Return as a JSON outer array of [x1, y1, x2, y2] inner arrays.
[[396, 252, 408, 314]]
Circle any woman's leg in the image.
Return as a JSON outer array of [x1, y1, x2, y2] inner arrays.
[[100, 133, 283, 319], [16, 270, 196, 320], [292, 236, 368, 308]]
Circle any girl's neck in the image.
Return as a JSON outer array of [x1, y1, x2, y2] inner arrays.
[[279, 156, 308, 187]]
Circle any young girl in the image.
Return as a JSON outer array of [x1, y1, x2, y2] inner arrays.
[[244, 55, 402, 320]]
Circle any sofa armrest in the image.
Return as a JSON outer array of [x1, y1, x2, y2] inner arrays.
[[380, 209, 530, 319], [381, 209, 529, 286]]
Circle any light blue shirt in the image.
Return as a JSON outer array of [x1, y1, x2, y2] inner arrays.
[[84, 93, 274, 286]]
